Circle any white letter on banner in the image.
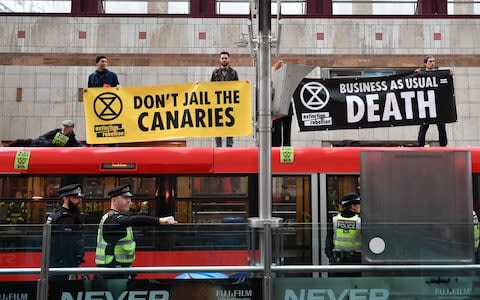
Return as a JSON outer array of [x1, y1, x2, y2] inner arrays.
[[401, 91, 415, 119], [417, 90, 437, 119], [366, 94, 380, 122], [382, 93, 402, 121], [346, 95, 365, 123]]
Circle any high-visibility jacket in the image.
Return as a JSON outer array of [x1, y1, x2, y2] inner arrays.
[[474, 211, 479, 249], [96, 211, 136, 266], [333, 214, 361, 252]]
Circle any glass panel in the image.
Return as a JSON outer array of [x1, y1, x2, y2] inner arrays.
[[103, 0, 189, 14], [0, 0, 71, 13], [216, 0, 306, 15]]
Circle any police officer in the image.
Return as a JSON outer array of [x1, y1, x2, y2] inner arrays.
[[46, 183, 85, 280], [95, 184, 177, 278], [325, 192, 361, 277]]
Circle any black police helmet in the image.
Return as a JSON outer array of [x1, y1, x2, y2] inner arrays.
[[58, 184, 84, 198], [108, 184, 133, 198], [341, 192, 360, 207]]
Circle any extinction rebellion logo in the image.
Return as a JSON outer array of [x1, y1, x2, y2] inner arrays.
[[93, 92, 125, 138], [299, 81, 332, 126]]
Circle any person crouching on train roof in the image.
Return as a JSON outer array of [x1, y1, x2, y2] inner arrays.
[[325, 192, 361, 277], [95, 184, 177, 279], [46, 183, 85, 281]]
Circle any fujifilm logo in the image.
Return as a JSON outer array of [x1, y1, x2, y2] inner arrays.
[[216, 289, 253, 298], [284, 288, 389, 300], [0, 293, 28, 300], [60, 290, 169, 300], [434, 288, 471, 297]]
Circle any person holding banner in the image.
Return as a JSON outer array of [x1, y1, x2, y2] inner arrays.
[[417, 55, 448, 147], [271, 60, 293, 147], [211, 51, 239, 147], [88, 55, 120, 88]]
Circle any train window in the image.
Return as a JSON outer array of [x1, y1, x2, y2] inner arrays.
[[175, 176, 249, 223], [326, 175, 360, 218], [83, 177, 104, 198], [272, 176, 311, 223], [473, 174, 480, 212], [1, 176, 29, 198]]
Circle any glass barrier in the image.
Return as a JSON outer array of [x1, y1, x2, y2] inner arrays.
[[0, 222, 479, 299]]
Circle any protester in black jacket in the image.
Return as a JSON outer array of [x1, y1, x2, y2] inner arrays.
[[8, 119, 82, 147]]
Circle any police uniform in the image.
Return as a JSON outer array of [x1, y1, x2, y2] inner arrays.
[[325, 192, 361, 277], [95, 185, 166, 278], [46, 184, 85, 280]]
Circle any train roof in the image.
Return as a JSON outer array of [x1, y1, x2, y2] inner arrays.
[[1, 147, 480, 175]]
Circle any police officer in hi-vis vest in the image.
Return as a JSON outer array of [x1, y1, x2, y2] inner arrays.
[[325, 192, 361, 277], [95, 184, 177, 279]]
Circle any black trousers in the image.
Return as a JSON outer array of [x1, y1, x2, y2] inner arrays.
[[417, 123, 447, 146], [329, 251, 362, 277]]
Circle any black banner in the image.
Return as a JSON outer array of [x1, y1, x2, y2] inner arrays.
[[293, 70, 457, 131]]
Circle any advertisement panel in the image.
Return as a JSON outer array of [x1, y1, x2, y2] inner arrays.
[[274, 276, 477, 300], [49, 278, 262, 300]]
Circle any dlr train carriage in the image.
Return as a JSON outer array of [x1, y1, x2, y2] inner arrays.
[[0, 147, 479, 280]]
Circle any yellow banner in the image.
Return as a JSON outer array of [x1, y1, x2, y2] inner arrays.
[[83, 81, 252, 144]]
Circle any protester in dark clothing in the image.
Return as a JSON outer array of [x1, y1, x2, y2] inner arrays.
[[211, 51, 238, 147], [325, 192, 361, 277], [8, 119, 83, 147], [272, 103, 293, 147], [417, 55, 448, 147], [46, 184, 85, 281], [271, 60, 293, 147], [88, 55, 120, 88]]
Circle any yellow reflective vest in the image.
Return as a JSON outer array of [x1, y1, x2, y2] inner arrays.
[[333, 214, 361, 252], [96, 211, 136, 266]]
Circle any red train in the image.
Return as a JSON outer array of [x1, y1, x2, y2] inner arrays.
[[0, 147, 479, 280]]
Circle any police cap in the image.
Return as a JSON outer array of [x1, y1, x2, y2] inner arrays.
[[58, 184, 84, 198], [341, 192, 360, 207], [108, 184, 133, 198]]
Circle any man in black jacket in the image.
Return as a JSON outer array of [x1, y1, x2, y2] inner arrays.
[[210, 51, 239, 147], [46, 183, 85, 281], [8, 119, 82, 147]]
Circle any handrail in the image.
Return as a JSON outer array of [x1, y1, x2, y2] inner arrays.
[[2, 263, 480, 275], [272, 264, 480, 272]]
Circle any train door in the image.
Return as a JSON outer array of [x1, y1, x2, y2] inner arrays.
[[272, 175, 312, 265], [317, 174, 360, 267]]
